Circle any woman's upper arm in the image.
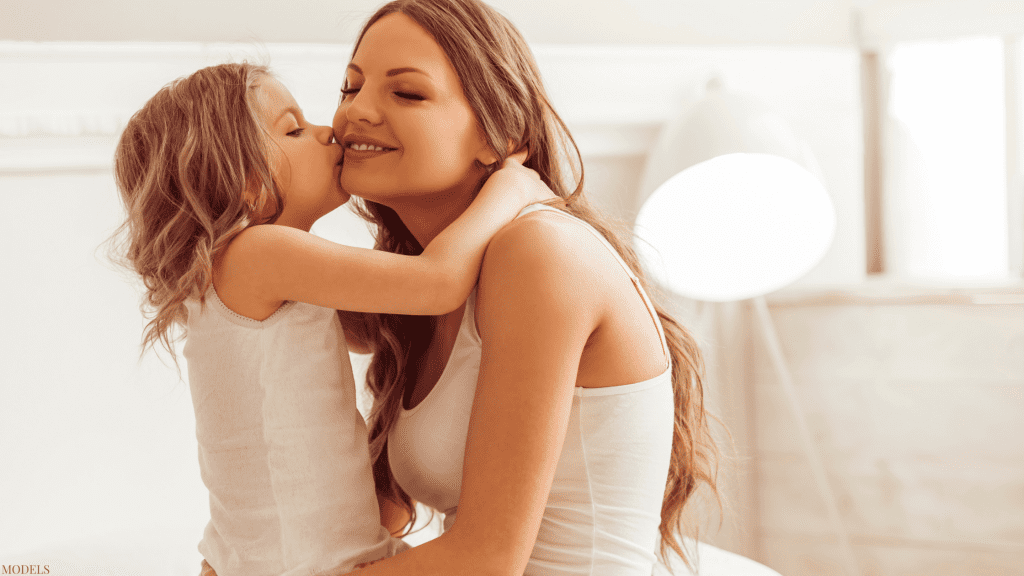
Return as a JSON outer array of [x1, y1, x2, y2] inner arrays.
[[444, 218, 604, 574]]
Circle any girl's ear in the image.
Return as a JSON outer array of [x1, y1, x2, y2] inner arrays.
[[243, 176, 277, 222], [243, 176, 261, 209]]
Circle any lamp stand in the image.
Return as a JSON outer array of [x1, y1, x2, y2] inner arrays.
[[750, 296, 861, 576]]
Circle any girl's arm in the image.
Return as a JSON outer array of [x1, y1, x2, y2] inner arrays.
[[217, 157, 554, 318], [343, 215, 605, 576]]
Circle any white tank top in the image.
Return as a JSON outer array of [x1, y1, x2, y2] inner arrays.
[[183, 288, 404, 576], [388, 204, 675, 575]]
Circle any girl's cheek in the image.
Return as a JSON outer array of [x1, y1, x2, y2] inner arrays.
[[273, 158, 290, 191]]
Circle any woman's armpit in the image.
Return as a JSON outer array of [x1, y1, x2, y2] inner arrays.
[[338, 309, 374, 354]]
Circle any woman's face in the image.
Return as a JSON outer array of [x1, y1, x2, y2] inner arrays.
[[333, 12, 497, 205]]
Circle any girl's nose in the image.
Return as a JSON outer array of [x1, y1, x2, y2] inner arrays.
[[312, 123, 335, 145]]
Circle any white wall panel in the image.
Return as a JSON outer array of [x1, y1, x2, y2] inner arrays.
[[752, 300, 1024, 575], [3, 0, 856, 45]]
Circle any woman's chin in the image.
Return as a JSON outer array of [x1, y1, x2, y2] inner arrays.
[[339, 179, 392, 206]]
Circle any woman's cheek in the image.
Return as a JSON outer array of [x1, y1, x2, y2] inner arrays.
[[421, 161, 473, 192], [332, 105, 348, 136]]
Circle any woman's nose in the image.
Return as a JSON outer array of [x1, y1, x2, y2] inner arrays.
[[344, 89, 382, 126]]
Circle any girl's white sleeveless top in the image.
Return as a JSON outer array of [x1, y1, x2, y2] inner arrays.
[[388, 204, 675, 575], [183, 288, 402, 576]]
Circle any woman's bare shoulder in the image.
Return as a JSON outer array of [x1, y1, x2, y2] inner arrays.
[[476, 209, 606, 339], [483, 209, 597, 271], [478, 209, 614, 314]]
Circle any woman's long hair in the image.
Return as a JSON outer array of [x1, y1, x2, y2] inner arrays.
[[344, 0, 720, 567], [111, 62, 283, 359]]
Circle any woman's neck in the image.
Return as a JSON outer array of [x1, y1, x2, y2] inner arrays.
[[386, 178, 481, 249]]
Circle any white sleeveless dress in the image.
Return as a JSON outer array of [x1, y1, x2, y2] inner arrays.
[[388, 204, 676, 575], [183, 288, 405, 576]]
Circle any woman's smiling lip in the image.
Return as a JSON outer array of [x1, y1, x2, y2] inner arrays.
[[342, 133, 398, 161]]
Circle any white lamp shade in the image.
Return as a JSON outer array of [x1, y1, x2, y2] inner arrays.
[[634, 153, 836, 302], [636, 87, 824, 213]]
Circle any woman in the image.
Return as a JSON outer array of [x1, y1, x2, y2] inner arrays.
[[334, 1, 720, 574]]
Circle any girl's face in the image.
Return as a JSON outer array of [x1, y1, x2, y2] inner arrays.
[[257, 76, 348, 230], [333, 12, 497, 205]]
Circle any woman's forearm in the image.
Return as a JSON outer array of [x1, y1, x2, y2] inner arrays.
[[347, 528, 513, 576], [377, 494, 412, 537]]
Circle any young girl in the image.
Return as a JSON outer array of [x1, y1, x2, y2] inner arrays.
[[111, 62, 553, 576]]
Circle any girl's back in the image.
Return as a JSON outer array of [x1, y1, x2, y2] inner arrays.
[[184, 287, 396, 576]]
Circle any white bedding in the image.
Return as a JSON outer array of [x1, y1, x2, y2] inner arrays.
[[9, 537, 780, 576], [656, 539, 783, 576]]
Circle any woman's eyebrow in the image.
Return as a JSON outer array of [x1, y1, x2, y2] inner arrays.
[[386, 67, 428, 77], [346, 63, 428, 78]]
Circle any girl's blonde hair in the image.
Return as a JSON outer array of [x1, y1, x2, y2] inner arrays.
[[112, 62, 283, 357], [341, 0, 721, 568]]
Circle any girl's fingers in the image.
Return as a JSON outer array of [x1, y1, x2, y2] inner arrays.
[[506, 150, 528, 165]]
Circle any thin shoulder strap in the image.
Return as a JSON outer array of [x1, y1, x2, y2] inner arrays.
[[515, 204, 670, 366]]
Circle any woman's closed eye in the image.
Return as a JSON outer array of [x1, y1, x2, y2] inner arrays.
[[394, 91, 425, 101], [286, 127, 305, 137], [340, 85, 424, 102]]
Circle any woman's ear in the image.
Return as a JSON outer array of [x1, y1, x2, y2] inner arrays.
[[476, 147, 499, 167], [475, 139, 522, 167], [506, 138, 523, 155]]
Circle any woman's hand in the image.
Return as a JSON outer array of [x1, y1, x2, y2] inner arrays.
[[482, 152, 558, 208], [378, 492, 412, 537]]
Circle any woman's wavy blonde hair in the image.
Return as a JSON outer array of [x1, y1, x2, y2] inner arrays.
[[340, 0, 721, 569], [111, 62, 283, 358]]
